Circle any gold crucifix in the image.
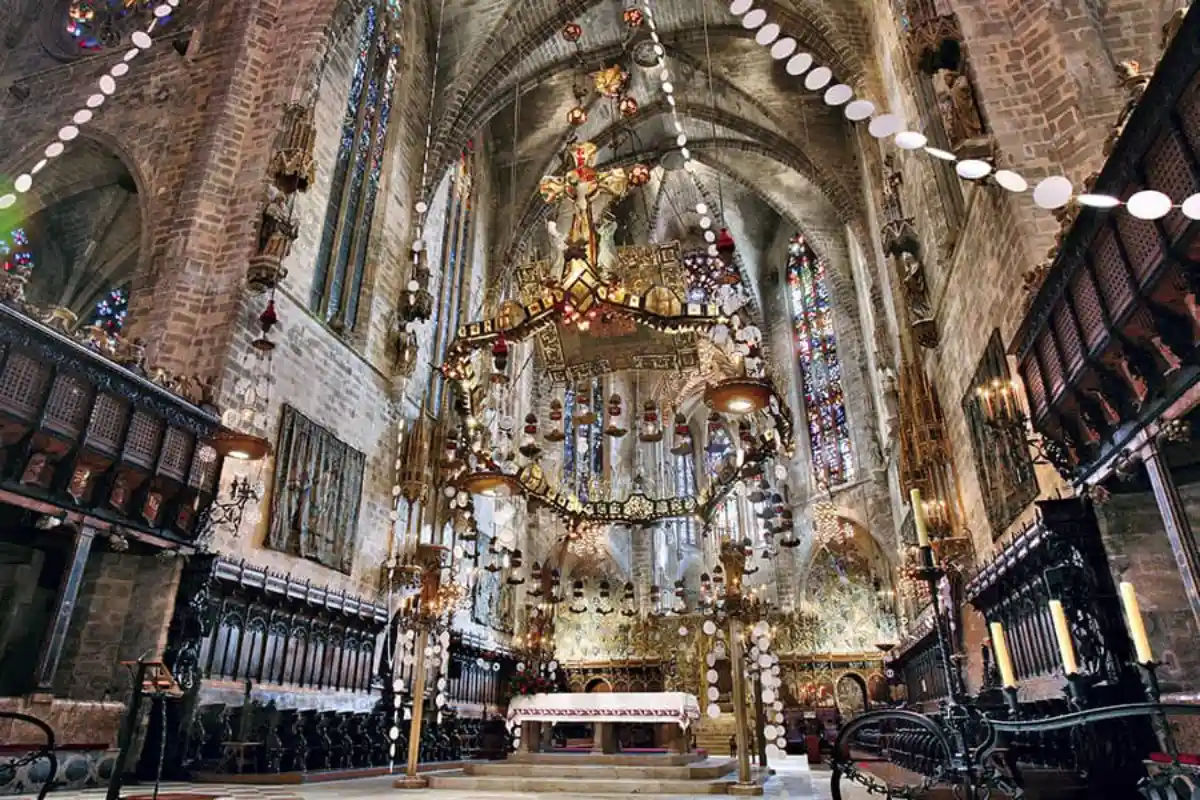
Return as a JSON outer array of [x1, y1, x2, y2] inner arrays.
[[539, 141, 630, 300]]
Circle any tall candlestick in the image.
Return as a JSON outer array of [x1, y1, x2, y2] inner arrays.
[[1119, 582, 1154, 664], [911, 489, 930, 548], [990, 621, 1018, 688], [1048, 600, 1078, 675]]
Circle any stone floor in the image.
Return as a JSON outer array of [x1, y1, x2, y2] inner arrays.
[[12, 757, 849, 799]]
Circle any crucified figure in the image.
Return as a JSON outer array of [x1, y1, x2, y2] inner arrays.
[[539, 141, 630, 278]]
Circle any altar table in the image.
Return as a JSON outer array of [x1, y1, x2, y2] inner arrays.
[[507, 692, 701, 754]]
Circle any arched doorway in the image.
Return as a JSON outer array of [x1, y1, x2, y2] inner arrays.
[[585, 677, 612, 693], [835, 673, 869, 719]]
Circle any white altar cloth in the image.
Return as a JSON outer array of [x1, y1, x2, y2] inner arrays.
[[507, 692, 702, 729]]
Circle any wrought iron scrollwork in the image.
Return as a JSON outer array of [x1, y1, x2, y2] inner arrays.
[[0, 712, 59, 800]]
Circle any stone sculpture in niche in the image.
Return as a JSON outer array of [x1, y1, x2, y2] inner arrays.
[[248, 185, 298, 293], [900, 2, 991, 158], [880, 157, 938, 349], [935, 68, 986, 149]]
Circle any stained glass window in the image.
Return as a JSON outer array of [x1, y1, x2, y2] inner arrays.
[[311, 0, 402, 331], [430, 150, 475, 411], [1, 229, 33, 273], [63, 1, 168, 54], [675, 450, 697, 544], [787, 234, 854, 487], [89, 287, 129, 334]]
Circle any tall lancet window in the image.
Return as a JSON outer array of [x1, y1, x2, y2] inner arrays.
[[311, 0, 402, 332], [787, 234, 854, 487], [430, 149, 476, 411], [675, 448, 697, 545]]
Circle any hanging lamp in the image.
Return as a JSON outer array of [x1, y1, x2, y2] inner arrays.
[[575, 385, 597, 425], [546, 398, 566, 442], [638, 399, 662, 442], [519, 412, 542, 458], [670, 412, 693, 455], [604, 392, 627, 437]]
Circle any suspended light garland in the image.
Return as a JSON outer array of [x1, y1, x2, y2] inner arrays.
[[0, 1, 183, 211], [724, 1, 1200, 222]]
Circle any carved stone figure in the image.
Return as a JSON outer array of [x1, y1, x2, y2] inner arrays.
[[597, 211, 619, 282], [898, 250, 938, 348], [881, 155, 905, 223], [247, 185, 298, 292], [1106, 61, 1153, 155], [0, 264, 31, 310], [113, 336, 148, 374], [1163, 6, 1188, 50], [934, 69, 985, 149], [546, 220, 569, 282], [269, 104, 317, 194], [880, 367, 900, 443], [41, 305, 78, 333]]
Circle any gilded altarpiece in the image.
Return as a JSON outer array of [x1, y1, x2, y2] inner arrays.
[[805, 547, 897, 654]]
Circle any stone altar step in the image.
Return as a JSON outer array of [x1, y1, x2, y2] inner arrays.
[[466, 756, 737, 780], [424, 772, 736, 794], [507, 751, 703, 766]]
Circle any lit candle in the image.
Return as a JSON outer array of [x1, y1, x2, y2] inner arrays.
[[990, 621, 1018, 688], [1119, 582, 1155, 664], [1048, 600, 1078, 675], [911, 489, 930, 548], [979, 388, 994, 421]]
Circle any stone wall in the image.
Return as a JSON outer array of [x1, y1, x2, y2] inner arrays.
[[53, 551, 182, 704], [1096, 487, 1200, 695]]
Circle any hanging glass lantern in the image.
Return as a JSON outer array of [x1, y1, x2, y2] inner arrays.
[[519, 413, 542, 459], [576, 386, 597, 425], [604, 393, 627, 437], [491, 334, 509, 381], [567, 106, 588, 126], [738, 418, 754, 447], [670, 412, 693, 456], [638, 400, 662, 442], [546, 399, 566, 442], [705, 412, 726, 454], [570, 579, 588, 613]]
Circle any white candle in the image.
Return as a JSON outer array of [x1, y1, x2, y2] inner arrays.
[[1119, 582, 1154, 664], [990, 621, 1018, 688], [911, 489, 930, 548], [1048, 600, 1078, 675]]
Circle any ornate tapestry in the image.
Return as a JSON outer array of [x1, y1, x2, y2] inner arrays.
[[471, 526, 515, 634], [267, 405, 365, 574], [962, 330, 1038, 536]]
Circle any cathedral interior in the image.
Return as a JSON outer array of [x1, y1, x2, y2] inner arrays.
[[0, 0, 1199, 798]]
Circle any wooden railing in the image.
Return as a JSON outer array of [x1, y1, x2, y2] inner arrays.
[[1010, 14, 1200, 477], [0, 304, 223, 543]]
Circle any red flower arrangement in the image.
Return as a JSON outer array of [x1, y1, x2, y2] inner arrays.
[[509, 671, 559, 696]]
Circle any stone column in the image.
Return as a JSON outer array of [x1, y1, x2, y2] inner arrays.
[[1142, 439, 1200, 632], [592, 721, 615, 754], [34, 524, 96, 693]]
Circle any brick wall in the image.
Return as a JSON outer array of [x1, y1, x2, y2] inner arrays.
[[1096, 487, 1200, 695], [54, 551, 182, 701]]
